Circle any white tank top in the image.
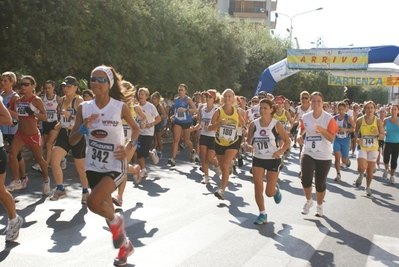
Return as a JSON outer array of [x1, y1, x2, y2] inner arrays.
[[43, 94, 58, 122], [0, 96, 4, 147], [297, 105, 311, 120], [302, 111, 335, 160], [252, 118, 279, 159], [200, 104, 217, 137], [82, 98, 126, 173]]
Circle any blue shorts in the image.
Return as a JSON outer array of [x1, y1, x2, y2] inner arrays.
[[333, 137, 350, 159]]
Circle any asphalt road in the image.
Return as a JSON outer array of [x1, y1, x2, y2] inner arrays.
[[0, 143, 398, 267]]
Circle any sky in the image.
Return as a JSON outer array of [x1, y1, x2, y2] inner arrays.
[[271, 0, 399, 49]]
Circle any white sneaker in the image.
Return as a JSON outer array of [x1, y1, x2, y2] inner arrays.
[[314, 205, 323, 217], [365, 187, 372, 196], [301, 199, 314, 215], [5, 215, 23, 242], [390, 176, 396, 185], [31, 163, 42, 172], [42, 180, 51, 195], [140, 168, 148, 179], [214, 165, 222, 177], [60, 158, 67, 169], [190, 150, 196, 162], [151, 149, 159, 164], [201, 176, 210, 184], [382, 169, 389, 180], [6, 180, 23, 191]]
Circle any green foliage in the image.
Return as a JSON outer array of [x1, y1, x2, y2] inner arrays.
[[0, 0, 388, 102]]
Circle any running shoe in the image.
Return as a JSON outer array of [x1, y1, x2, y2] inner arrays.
[[42, 180, 51, 195], [131, 164, 142, 184], [237, 157, 243, 167], [346, 159, 351, 168], [355, 174, 363, 187], [334, 173, 341, 182], [50, 188, 67, 201], [301, 199, 314, 215], [109, 214, 127, 248], [151, 149, 159, 164], [214, 188, 225, 200], [365, 187, 372, 196], [6, 180, 23, 192], [157, 151, 163, 160], [31, 163, 42, 172], [113, 238, 135, 266], [195, 154, 200, 163], [81, 192, 89, 205], [140, 168, 148, 179], [168, 158, 175, 167], [382, 169, 389, 180], [214, 165, 222, 176], [201, 176, 210, 184], [60, 158, 67, 169], [254, 213, 268, 225], [293, 144, 297, 149], [314, 205, 323, 217], [21, 176, 29, 190], [390, 176, 396, 185], [5, 215, 23, 242], [112, 195, 123, 207], [274, 184, 282, 204], [190, 150, 196, 162]]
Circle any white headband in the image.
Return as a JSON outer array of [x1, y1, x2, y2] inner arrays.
[[92, 66, 114, 88]]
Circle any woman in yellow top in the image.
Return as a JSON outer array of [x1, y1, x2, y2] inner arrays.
[[112, 80, 144, 207], [208, 89, 245, 200], [354, 100, 385, 196], [50, 76, 88, 203], [273, 95, 293, 160]]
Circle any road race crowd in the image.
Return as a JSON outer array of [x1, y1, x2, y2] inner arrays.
[[1, 68, 398, 266]]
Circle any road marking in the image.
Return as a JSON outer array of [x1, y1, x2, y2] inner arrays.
[[243, 223, 329, 267], [132, 213, 247, 266], [366, 235, 399, 267]]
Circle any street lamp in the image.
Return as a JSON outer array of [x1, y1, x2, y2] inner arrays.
[[274, 7, 323, 46]]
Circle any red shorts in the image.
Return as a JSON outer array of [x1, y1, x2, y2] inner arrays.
[[15, 130, 42, 147]]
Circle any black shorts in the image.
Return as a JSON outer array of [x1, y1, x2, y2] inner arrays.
[[137, 135, 152, 158], [42, 121, 58, 135], [86, 170, 125, 190], [173, 121, 192, 130], [0, 147, 7, 174], [252, 157, 281, 172], [300, 154, 331, 192], [154, 122, 163, 133], [214, 140, 240, 155], [199, 135, 215, 150], [54, 128, 86, 159]]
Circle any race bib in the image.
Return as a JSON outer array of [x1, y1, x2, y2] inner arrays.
[[47, 110, 56, 122], [362, 135, 377, 148], [176, 111, 187, 121], [254, 137, 270, 154], [219, 124, 236, 141], [88, 140, 114, 166], [306, 135, 322, 151], [123, 124, 132, 141]]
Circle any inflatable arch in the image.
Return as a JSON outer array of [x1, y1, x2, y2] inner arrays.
[[254, 45, 399, 95]]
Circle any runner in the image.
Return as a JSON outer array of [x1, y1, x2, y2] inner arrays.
[[168, 84, 197, 167], [191, 89, 222, 184], [382, 104, 399, 184], [297, 92, 338, 217], [69, 65, 138, 266], [208, 89, 244, 200], [247, 98, 290, 224], [32, 80, 62, 171], [7, 75, 51, 194], [333, 101, 355, 181], [354, 101, 385, 196], [49, 76, 89, 203], [1, 72, 27, 187], [0, 96, 23, 241]]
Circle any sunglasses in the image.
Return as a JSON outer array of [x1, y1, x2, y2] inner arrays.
[[301, 97, 309, 100], [178, 89, 184, 91], [252, 100, 259, 103], [90, 77, 108, 83], [205, 95, 213, 99], [20, 82, 31, 87]]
